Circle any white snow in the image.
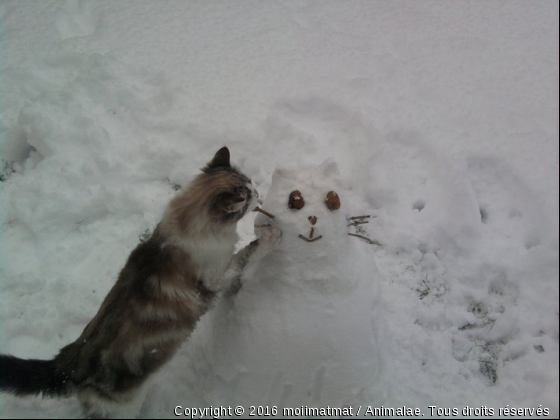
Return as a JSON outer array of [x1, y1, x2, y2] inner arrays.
[[0, 1, 558, 418]]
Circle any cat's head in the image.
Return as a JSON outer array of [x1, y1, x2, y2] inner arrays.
[[163, 147, 258, 236]]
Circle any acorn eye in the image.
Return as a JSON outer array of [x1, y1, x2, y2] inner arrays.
[[288, 190, 305, 210], [325, 191, 341, 211]]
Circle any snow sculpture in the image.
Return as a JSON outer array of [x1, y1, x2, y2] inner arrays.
[[205, 159, 384, 409]]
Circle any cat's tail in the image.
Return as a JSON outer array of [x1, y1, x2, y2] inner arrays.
[[0, 354, 70, 398]]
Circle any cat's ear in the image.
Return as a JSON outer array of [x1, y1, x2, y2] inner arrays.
[[206, 147, 231, 170]]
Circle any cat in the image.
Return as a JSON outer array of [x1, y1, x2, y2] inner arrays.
[[0, 147, 281, 419]]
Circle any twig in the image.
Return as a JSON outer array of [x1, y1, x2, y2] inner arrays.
[[299, 234, 323, 243], [309, 227, 315, 239], [255, 223, 272, 228], [254, 206, 275, 219], [347, 215, 376, 221], [348, 233, 380, 245], [418, 278, 430, 299], [348, 221, 370, 227]]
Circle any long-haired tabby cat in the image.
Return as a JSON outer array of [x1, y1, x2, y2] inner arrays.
[[0, 147, 281, 418]]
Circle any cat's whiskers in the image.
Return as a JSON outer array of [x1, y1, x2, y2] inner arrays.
[[348, 233, 381, 246], [347, 214, 380, 245], [347, 214, 375, 221], [348, 220, 369, 227]]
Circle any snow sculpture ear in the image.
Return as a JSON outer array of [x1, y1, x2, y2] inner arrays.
[[317, 158, 340, 177], [272, 166, 291, 179], [316, 158, 346, 189]]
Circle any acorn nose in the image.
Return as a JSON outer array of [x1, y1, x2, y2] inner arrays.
[[308, 215, 318, 225]]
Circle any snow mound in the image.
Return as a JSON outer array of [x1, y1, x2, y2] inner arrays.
[[0, 2, 558, 418]]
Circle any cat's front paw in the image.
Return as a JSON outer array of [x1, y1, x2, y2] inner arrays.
[[256, 226, 282, 245]]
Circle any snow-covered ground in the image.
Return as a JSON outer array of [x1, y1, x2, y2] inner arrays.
[[0, 1, 558, 418]]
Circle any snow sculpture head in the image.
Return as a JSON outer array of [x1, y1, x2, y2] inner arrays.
[[253, 159, 368, 290]]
